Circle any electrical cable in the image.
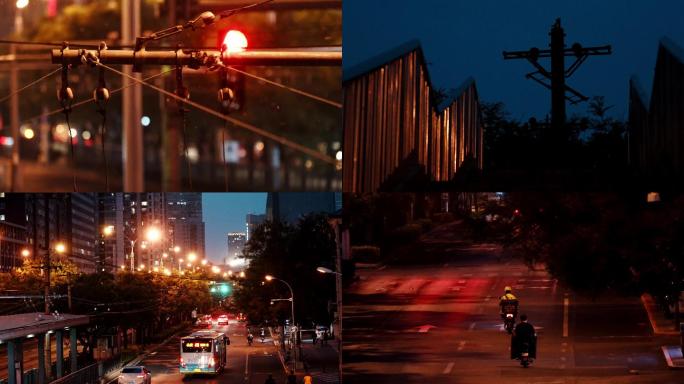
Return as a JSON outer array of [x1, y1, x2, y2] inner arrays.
[[0, 67, 62, 104], [19, 67, 176, 134], [175, 65, 194, 191], [58, 43, 77, 192], [225, 65, 341, 108], [96, 62, 336, 165], [94, 42, 111, 192]]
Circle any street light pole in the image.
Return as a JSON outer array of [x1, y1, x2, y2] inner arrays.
[[266, 275, 296, 372]]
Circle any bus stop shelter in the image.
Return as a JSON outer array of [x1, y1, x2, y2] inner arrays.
[[0, 313, 89, 384]]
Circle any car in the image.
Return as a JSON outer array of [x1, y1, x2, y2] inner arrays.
[[217, 315, 229, 325], [197, 315, 212, 327], [315, 325, 329, 339], [118, 366, 151, 384]]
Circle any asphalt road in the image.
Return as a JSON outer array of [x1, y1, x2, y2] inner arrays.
[[139, 323, 287, 384], [344, 241, 684, 383]]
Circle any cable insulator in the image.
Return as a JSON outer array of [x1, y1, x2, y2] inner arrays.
[[57, 86, 74, 103], [94, 87, 110, 102], [218, 87, 234, 103]]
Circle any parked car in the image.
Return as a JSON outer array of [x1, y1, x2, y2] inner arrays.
[[118, 366, 151, 384]]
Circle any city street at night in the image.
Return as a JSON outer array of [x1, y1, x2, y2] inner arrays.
[[133, 323, 287, 384], [343, 217, 684, 384]]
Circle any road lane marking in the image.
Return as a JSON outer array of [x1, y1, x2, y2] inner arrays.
[[245, 352, 249, 377], [442, 362, 454, 374], [457, 341, 466, 351], [563, 295, 569, 338], [469, 322, 476, 331], [417, 325, 437, 333]]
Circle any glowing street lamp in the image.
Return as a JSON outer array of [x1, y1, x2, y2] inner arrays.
[[21, 248, 30, 258], [145, 227, 162, 242], [187, 252, 197, 262], [212, 265, 221, 274], [55, 242, 66, 254], [103, 225, 115, 237], [201, 259, 208, 266]]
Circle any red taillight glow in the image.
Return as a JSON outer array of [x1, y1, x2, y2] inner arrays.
[[222, 30, 247, 53]]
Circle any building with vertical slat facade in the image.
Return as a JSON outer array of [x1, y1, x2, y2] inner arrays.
[[343, 40, 483, 192], [628, 37, 684, 183]]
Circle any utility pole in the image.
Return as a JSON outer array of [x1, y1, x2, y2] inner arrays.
[[503, 18, 611, 155], [121, 0, 144, 191], [334, 222, 343, 384], [10, 6, 23, 191], [43, 195, 51, 315]]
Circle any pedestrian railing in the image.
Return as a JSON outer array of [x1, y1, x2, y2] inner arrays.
[[50, 363, 99, 384]]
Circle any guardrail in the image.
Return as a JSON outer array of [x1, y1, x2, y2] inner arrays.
[[50, 363, 99, 384]]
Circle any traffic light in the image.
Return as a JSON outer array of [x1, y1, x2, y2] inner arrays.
[[210, 282, 233, 298], [218, 29, 247, 112]]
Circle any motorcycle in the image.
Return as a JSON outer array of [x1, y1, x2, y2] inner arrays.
[[511, 333, 536, 368], [504, 313, 515, 334], [520, 341, 531, 368]]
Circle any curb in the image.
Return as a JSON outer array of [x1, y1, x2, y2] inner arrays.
[[641, 294, 679, 335], [269, 327, 291, 375]]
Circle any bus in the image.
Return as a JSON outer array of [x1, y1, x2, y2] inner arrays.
[[179, 330, 229, 375]]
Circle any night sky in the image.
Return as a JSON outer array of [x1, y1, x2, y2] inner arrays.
[[202, 193, 267, 264], [343, 0, 684, 120]]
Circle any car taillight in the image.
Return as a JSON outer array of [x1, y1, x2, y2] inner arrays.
[[180, 357, 186, 367], [209, 357, 215, 367]]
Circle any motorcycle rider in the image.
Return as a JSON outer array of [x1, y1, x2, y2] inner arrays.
[[247, 332, 254, 346], [511, 314, 537, 362], [499, 286, 518, 318]]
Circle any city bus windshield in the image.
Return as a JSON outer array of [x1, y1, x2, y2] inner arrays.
[[182, 338, 212, 353]]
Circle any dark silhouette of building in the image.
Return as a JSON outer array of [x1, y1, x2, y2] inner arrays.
[[245, 213, 266, 241], [0, 193, 29, 271], [343, 40, 483, 192], [629, 37, 684, 184], [266, 192, 340, 223]]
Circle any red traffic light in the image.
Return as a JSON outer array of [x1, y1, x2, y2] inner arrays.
[[222, 30, 248, 53]]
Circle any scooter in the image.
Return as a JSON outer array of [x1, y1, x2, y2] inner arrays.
[[504, 313, 515, 334], [520, 341, 532, 368]]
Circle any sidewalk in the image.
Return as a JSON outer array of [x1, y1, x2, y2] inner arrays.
[[300, 341, 340, 383]]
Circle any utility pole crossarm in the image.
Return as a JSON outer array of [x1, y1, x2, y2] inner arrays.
[[50, 47, 342, 68]]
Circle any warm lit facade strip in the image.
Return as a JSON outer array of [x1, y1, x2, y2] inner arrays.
[[628, 37, 684, 181], [343, 41, 484, 192]]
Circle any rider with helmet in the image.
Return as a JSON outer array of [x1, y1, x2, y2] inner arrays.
[[499, 286, 518, 318]]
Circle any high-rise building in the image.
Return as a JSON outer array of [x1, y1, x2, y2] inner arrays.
[[166, 193, 205, 261], [98, 193, 125, 272], [245, 214, 266, 241], [226, 232, 246, 265], [266, 192, 341, 224], [0, 193, 29, 272], [19, 194, 99, 274]]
